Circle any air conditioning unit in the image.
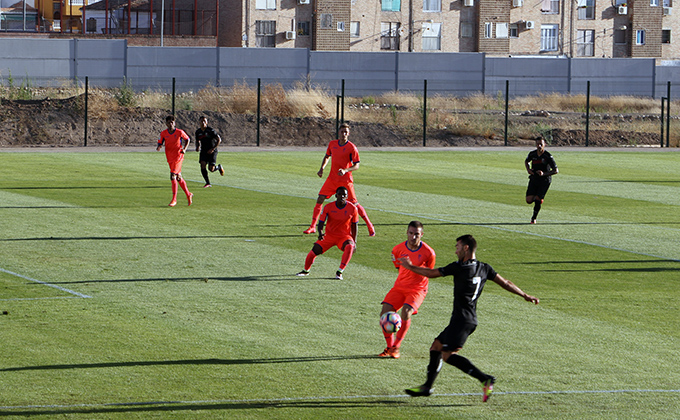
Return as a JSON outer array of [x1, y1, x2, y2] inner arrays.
[[464, 0, 474, 6], [298, 0, 310, 4], [525, 20, 535, 29], [618, 5, 627, 15], [286, 31, 296, 40], [663, 6, 672, 15], [513, 0, 523, 7]]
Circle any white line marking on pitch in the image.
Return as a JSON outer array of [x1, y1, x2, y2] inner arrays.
[[0, 267, 91, 299], [1, 388, 678, 411]]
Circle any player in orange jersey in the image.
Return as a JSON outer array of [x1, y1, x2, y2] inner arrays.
[[296, 186, 358, 280], [156, 115, 193, 207], [378, 221, 436, 359], [303, 123, 375, 237]]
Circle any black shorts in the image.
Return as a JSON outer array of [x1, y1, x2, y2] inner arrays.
[[199, 150, 218, 166], [526, 176, 551, 198], [436, 321, 477, 351]]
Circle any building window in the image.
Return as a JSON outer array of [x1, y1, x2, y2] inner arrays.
[[297, 21, 310, 36], [382, 0, 401, 11], [663, 0, 671, 6], [541, 0, 559, 13], [424, 0, 441, 12], [461, 22, 473, 38], [380, 22, 400, 50], [255, 0, 276, 10], [541, 24, 559, 51], [422, 22, 441, 50], [578, 0, 594, 19], [576, 29, 594, 56], [255, 20, 276, 47], [496, 22, 508, 38], [662, 29, 671, 43], [320, 14, 333, 29], [651, 0, 659, 6], [509, 23, 518, 37], [614, 29, 627, 44], [636, 29, 645, 45], [484, 22, 492, 38], [350, 21, 360, 38]]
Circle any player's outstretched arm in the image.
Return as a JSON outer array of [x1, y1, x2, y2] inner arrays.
[[492, 274, 539, 304], [318, 155, 330, 177], [397, 257, 442, 278]]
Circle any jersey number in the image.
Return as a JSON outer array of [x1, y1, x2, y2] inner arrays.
[[471, 276, 482, 301]]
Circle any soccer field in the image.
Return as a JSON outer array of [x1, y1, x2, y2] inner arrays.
[[0, 149, 678, 419]]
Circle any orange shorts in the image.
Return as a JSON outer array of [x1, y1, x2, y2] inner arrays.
[[168, 159, 184, 174], [382, 287, 428, 314], [316, 234, 354, 253], [319, 178, 357, 202]]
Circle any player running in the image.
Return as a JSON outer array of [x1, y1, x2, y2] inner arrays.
[[303, 123, 375, 237], [399, 234, 539, 402], [525, 136, 558, 224], [379, 221, 436, 359], [156, 115, 193, 207], [296, 186, 358, 280], [195, 116, 224, 188]]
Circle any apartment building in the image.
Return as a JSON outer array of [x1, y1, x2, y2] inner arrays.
[[222, 0, 680, 59]]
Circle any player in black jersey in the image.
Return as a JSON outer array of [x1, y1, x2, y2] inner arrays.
[[195, 116, 224, 188], [399, 234, 539, 402], [525, 136, 558, 224]]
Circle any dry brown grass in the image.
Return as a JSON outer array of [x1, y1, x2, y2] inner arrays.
[[0, 83, 676, 142]]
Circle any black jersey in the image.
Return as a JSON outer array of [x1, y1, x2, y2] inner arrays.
[[525, 150, 557, 180], [439, 259, 497, 326], [195, 127, 220, 151]]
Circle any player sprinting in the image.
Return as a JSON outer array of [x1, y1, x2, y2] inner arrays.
[[156, 115, 193, 207], [195, 116, 224, 188], [297, 186, 358, 280], [379, 221, 436, 359], [525, 136, 558, 224], [399, 234, 539, 402], [303, 123, 375, 237]]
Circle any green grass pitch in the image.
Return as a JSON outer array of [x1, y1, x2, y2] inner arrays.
[[0, 148, 678, 419]]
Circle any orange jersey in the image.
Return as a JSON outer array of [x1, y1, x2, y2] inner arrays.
[[391, 241, 436, 291], [320, 201, 358, 239], [159, 128, 190, 162], [325, 139, 360, 185]]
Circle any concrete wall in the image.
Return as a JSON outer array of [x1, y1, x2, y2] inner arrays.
[[1, 38, 679, 97]]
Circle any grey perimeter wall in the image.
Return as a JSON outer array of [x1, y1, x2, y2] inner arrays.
[[2, 38, 680, 98]]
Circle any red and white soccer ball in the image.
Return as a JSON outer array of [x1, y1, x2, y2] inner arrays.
[[380, 311, 402, 334]]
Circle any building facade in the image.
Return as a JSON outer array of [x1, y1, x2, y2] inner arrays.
[[221, 0, 680, 59]]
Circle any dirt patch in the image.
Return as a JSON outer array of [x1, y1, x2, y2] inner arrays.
[[0, 96, 662, 148]]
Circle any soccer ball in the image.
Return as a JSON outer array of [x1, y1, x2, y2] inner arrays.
[[380, 311, 402, 334]]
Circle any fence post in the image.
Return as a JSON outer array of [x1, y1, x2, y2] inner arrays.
[[504, 80, 509, 147], [585, 81, 591, 147], [172, 77, 176, 116], [341, 79, 345, 124], [84, 76, 88, 147], [666, 81, 671, 147], [336, 95, 341, 139], [423, 79, 428, 147], [661, 97, 665, 148], [257, 78, 261, 147]]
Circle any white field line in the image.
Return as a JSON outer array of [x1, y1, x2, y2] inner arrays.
[[1, 388, 678, 411], [0, 267, 91, 299], [189, 178, 680, 263]]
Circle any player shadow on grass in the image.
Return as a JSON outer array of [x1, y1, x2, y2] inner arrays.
[[0, 234, 301, 242], [0, 355, 382, 372], [0, 399, 424, 417], [56, 274, 324, 284]]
